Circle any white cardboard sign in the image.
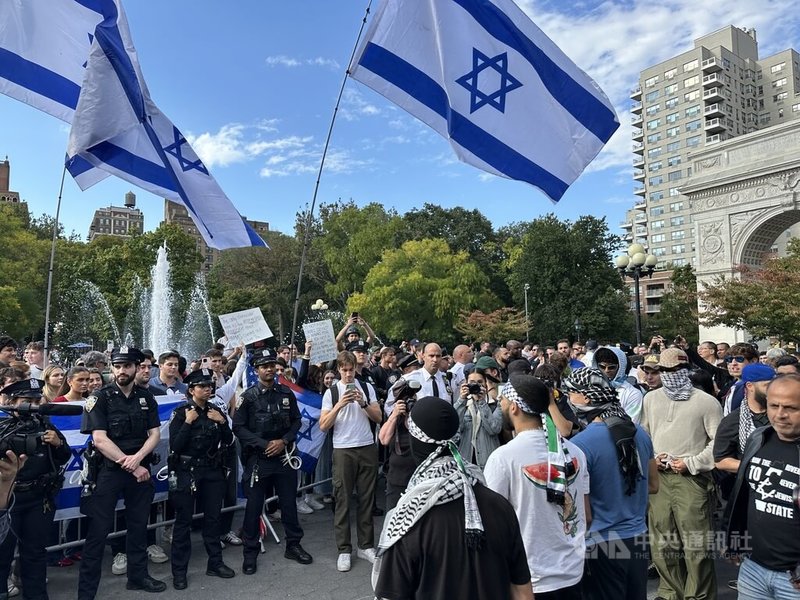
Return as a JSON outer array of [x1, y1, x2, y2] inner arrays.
[[218, 308, 273, 346], [302, 319, 338, 364]]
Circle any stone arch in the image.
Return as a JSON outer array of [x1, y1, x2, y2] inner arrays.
[[734, 208, 800, 267]]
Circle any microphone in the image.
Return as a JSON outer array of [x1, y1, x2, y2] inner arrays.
[[11, 402, 84, 416]]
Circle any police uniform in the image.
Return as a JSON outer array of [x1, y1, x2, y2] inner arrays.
[[232, 349, 312, 574], [0, 379, 70, 600], [168, 369, 234, 589], [78, 348, 166, 599]]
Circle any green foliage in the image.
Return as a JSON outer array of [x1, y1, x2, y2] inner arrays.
[[646, 264, 699, 344], [348, 239, 498, 345], [312, 201, 403, 306], [504, 214, 629, 343], [454, 308, 527, 344], [701, 242, 800, 340]]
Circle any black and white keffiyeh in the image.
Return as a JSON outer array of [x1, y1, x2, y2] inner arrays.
[[376, 415, 485, 557], [659, 368, 694, 402]]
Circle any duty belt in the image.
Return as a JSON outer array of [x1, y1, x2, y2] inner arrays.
[[177, 454, 222, 468]]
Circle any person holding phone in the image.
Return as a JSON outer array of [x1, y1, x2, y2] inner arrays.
[[335, 313, 377, 350], [319, 351, 382, 572]]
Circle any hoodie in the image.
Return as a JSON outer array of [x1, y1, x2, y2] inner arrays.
[[592, 346, 644, 424]]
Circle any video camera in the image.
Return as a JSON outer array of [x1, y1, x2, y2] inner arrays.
[[391, 378, 422, 412], [0, 403, 82, 457]]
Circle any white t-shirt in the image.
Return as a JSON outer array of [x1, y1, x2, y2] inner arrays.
[[321, 380, 377, 449], [484, 429, 589, 594]]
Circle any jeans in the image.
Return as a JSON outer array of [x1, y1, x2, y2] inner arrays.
[[738, 558, 800, 600]]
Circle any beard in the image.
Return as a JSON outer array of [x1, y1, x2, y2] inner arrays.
[[754, 389, 768, 408], [115, 372, 133, 386]]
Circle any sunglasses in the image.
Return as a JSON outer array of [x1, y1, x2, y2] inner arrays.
[[598, 362, 618, 370], [724, 356, 746, 364]]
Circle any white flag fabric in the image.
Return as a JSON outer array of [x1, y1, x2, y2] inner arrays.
[[349, 0, 619, 202], [0, 0, 267, 250]]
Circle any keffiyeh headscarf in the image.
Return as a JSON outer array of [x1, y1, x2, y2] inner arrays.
[[565, 368, 642, 495], [659, 368, 695, 402], [377, 397, 485, 558], [500, 378, 574, 505]]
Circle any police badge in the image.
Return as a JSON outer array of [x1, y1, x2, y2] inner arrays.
[[85, 396, 97, 412], [282, 398, 290, 407]]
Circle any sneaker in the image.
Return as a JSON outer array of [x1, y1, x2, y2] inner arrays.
[[296, 498, 314, 515], [50, 557, 74, 567], [111, 553, 127, 576], [222, 531, 243, 546], [161, 524, 173, 545], [8, 582, 19, 597], [336, 553, 351, 572], [322, 494, 333, 504], [304, 494, 325, 510], [356, 547, 377, 564], [727, 580, 738, 590], [147, 545, 169, 564]]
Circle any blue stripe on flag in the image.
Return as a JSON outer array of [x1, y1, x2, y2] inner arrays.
[[0, 48, 81, 111], [72, 0, 112, 17], [88, 141, 178, 193], [65, 153, 95, 177], [359, 42, 569, 200], [453, 0, 618, 143], [243, 219, 268, 247]]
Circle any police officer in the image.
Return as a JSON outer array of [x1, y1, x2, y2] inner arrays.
[[168, 368, 235, 589], [0, 379, 70, 600], [233, 348, 312, 574], [78, 347, 166, 599]]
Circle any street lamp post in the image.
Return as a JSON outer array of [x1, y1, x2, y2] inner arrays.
[[574, 318, 582, 343], [523, 283, 530, 342], [615, 243, 657, 347]]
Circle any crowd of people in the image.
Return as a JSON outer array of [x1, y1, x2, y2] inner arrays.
[[0, 322, 799, 599]]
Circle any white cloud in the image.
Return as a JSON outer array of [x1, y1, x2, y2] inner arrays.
[[187, 124, 249, 168], [265, 55, 340, 69], [340, 88, 382, 121]]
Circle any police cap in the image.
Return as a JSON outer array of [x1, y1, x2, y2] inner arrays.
[[346, 340, 369, 353], [184, 368, 215, 387], [111, 346, 144, 365], [250, 348, 277, 367], [0, 378, 44, 399]]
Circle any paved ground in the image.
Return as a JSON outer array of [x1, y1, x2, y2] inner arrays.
[[42, 490, 739, 599]]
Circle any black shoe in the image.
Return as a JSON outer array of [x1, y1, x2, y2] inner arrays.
[[372, 506, 385, 517], [727, 580, 738, 590], [172, 575, 187, 590], [206, 564, 235, 578], [284, 543, 313, 565], [647, 562, 659, 580], [126, 575, 167, 593], [242, 560, 257, 575]]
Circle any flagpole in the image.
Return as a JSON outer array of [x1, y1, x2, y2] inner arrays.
[[43, 165, 67, 365], [288, 0, 373, 352]]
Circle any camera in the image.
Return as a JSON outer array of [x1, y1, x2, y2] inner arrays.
[[392, 378, 421, 403], [466, 382, 483, 396], [0, 416, 46, 457]]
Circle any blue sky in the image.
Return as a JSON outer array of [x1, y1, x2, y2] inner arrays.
[[2, 0, 799, 241]]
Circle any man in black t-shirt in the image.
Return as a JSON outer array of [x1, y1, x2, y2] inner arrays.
[[726, 374, 800, 598]]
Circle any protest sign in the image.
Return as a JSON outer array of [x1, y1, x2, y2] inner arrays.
[[218, 307, 273, 346], [302, 319, 338, 364]]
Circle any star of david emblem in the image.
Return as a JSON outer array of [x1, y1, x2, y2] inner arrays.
[[163, 126, 209, 175], [456, 48, 523, 114], [297, 407, 317, 442]]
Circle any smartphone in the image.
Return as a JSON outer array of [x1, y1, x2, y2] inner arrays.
[[345, 383, 357, 392], [351, 312, 359, 319], [201, 357, 210, 366]]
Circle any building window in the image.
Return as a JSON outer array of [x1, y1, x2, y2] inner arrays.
[[683, 75, 699, 88], [770, 62, 786, 74], [670, 216, 685, 226], [645, 90, 660, 102], [665, 97, 679, 110], [671, 230, 686, 240], [646, 118, 660, 130], [666, 126, 680, 138], [650, 191, 665, 201], [685, 104, 701, 117], [651, 234, 666, 243], [673, 258, 687, 266], [669, 187, 681, 197], [669, 201, 684, 212], [649, 161, 663, 172], [683, 59, 699, 72], [672, 244, 686, 254], [664, 67, 677, 80], [667, 155, 682, 167], [665, 83, 678, 95], [647, 132, 662, 143], [668, 170, 682, 182], [666, 141, 681, 153], [666, 112, 680, 124], [772, 77, 787, 88], [649, 176, 664, 186], [773, 92, 788, 102], [792, 103, 800, 113], [647, 146, 663, 158], [651, 220, 665, 230], [645, 75, 659, 88], [650, 206, 665, 216], [685, 119, 702, 131], [652, 247, 667, 256], [684, 90, 700, 102], [646, 104, 660, 116]]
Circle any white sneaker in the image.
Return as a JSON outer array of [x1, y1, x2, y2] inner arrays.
[[7, 583, 19, 598], [147, 544, 169, 564], [336, 552, 351, 572], [161, 524, 173, 545], [111, 552, 127, 575], [296, 498, 314, 514], [304, 494, 325, 510], [356, 547, 377, 564], [221, 530, 243, 546]]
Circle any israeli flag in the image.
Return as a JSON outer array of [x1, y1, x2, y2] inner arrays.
[[349, 0, 619, 202], [0, 0, 266, 250]]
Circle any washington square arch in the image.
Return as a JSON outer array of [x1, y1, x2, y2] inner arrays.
[[681, 118, 800, 343]]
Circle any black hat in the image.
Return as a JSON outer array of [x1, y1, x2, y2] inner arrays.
[[111, 346, 144, 365], [346, 340, 369, 353], [250, 348, 277, 367], [397, 353, 421, 370], [184, 368, 215, 387], [345, 325, 360, 336], [0, 378, 44, 399]]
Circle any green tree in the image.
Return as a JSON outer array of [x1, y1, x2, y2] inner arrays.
[[504, 214, 630, 343], [646, 264, 699, 344], [312, 201, 403, 306], [399, 203, 510, 303], [348, 238, 498, 345], [454, 308, 527, 344], [700, 239, 800, 340]]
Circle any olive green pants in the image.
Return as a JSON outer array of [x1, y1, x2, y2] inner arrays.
[[332, 444, 377, 553]]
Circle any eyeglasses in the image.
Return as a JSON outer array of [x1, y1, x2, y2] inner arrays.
[[724, 356, 747, 364]]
